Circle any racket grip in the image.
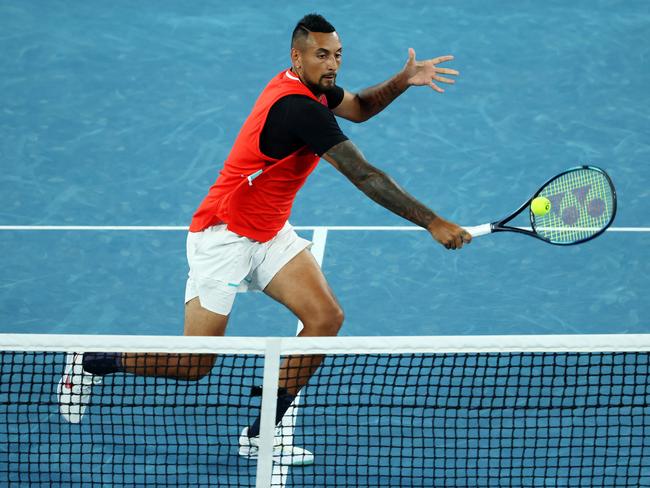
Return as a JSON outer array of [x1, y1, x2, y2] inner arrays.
[[464, 223, 492, 238]]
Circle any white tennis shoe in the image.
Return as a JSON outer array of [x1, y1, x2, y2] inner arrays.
[[238, 426, 314, 466], [57, 352, 102, 423]]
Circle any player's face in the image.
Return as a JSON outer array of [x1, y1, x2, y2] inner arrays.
[[292, 31, 342, 93]]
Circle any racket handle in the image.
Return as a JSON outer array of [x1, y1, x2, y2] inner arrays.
[[464, 223, 493, 238]]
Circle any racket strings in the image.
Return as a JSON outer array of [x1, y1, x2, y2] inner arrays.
[[533, 168, 615, 244]]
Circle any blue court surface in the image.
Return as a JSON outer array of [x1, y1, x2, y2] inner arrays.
[[1, 1, 649, 486]]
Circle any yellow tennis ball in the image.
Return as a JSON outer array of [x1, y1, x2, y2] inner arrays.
[[531, 196, 551, 216]]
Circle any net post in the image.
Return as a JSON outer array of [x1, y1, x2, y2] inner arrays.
[[255, 338, 282, 488]]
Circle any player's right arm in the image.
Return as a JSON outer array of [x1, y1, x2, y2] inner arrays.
[[323, 140, 471, 250]]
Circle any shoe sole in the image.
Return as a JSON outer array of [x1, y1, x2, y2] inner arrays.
[[238, 447, 314, 466]]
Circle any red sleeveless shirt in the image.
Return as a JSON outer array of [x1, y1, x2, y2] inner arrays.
[[189, 69, 327, 242]]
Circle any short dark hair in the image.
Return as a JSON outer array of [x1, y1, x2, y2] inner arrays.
[[291, 14, 336, 47]]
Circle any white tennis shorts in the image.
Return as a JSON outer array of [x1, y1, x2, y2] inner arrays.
[[184, 222, 312, 315]]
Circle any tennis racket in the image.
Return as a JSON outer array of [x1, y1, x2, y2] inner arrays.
[[464, 165, 617, 245]]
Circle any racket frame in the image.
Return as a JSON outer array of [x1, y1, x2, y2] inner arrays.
[[474, 165, 617, 246]]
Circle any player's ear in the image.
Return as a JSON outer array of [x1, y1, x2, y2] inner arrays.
[[290, 47, 301, 70]]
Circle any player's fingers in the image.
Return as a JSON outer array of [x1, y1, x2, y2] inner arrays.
[[435, 68, 459, 76], [454, 234, 463, 250], [445, 234, 459, 250], [461, 230, 472, 244], [431, 55, 454, 64], [408, 47, 416, 62], [428, 82, 444, 93], [433, 75, 455, 84]]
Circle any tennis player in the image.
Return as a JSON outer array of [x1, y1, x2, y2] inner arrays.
[[58, 13, 471, 465]]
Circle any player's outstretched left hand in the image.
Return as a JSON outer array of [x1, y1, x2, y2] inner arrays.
[[403, 48, 459, 93]]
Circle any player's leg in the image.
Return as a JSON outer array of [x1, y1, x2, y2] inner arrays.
[[81, 285, 231, 381], [80, 226, 242, 381], [240, 226, 337, 465], [58, 298, 229, 423], [239, 248, 335, 465], [59, 226, 244, 423], [263, 248, 344, 395], [244, 247, 342, 440], [119, 297, 228, 379]]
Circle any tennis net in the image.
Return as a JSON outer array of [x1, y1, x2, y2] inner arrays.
[[1, 333, 650, 487]]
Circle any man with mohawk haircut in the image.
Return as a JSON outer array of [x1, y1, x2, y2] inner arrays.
[[58, 13, 470, 467]]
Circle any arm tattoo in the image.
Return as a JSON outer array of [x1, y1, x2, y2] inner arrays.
[[357, 72, 409, 119], [326, 141, 438, 229]]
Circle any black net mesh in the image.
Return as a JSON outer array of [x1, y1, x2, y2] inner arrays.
[[2, 348, 649, 487]]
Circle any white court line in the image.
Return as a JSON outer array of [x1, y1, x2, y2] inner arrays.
[[0, 225, 648, 232]]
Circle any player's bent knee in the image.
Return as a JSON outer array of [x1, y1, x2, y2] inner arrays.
[[303, 306, 344, 336], [331, 307, 345, 333]]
